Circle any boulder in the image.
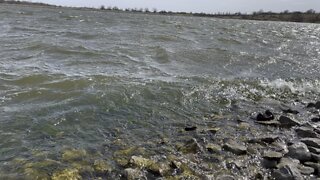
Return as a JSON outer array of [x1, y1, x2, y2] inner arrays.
[[301, 138, 320, 149], [263, 151, 283, 161], [279, 115, 301, 128], [311, 117, 320, 122], [295, 126, 318, 138], [297, 164, 314, 175], [256, 110, 274, 121], [272, 158, 303, 180], [286, 142, 311, 162], [223, 141, 247, 155], [304, 162, 320, 176], [308, 146, 320, 154]]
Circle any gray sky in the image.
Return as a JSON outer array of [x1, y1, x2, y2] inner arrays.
[[29, 0, 320, 13]]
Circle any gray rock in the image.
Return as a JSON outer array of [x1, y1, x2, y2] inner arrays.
[[311, 153, 320, 162], [206, 143, 221, 153], [216, 175, 236, 180], [297, 164, 314, 175], [263, 151, 283, 161], [272, 158, 303, 180], [124, 168, 145, 180], [223, 141, 247, 155], [279, 115, 301, 128], [248, 135, 279, 144], [304, 162, 320, 176], [301, 138, 320, 148], [179, 138, 202, 154], [286, 142, 311, 162], [256, 120, 280, 126], [262, 159, 278, 169], [295, 126, 318, 138], [308, 146, 320, 154]]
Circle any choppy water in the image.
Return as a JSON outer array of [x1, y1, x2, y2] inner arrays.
[[1, 4, 320, 179]]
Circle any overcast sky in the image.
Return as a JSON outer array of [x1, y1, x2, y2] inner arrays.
[[29, 0, 320, 13]]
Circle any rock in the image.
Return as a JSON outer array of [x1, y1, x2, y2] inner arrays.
[[272, 158, 303, 180], [297, 164, 314, 175], [311, 117, 320, 122], [238, 122, 250, 130], [307, 103, 316, 108], [256, 120, 280, 126], [281, 107, 299, 114], [216, 175, 236, 180], [207, 127, 220, 134], [206, 143, 222, 153], [304, 162, 320, 175], [263, 151, 283, 161], [311, 153, 320, 162], [308, 146, 320, 154], [52, 168, 81, 180], [279, 115, 301, 128], [316, 101, 320, 109], [248, 135, 279, 144], [262, 159, 278, 169], [129, 156, 155, 169], [295, 126, 318, 138], [286, 142, 311, 162], [93, 159, 112, 174], [256, 110, 274, 121], [61, 149, 87, 162], [178, 138, 202, 154], [185, 126, 197, 131], [301, 138, 320, 148], [223, 141, 247, 155], [124, 168, 145, 180]]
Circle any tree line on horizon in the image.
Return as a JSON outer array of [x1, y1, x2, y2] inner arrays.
[[1, 0, 319, 23]]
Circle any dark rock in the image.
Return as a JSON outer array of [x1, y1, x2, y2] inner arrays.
[[297, 164, 314, 175], [207, 127, 220, 134], [178, 138, 202, 154], [256, 110, 274, 121], [295, 126, 318, 138], [304, 162, 320, 175], [262, 159, 278, 169], [311, 117, 320, 122], [307, 103, 316, 108], [279, 115, 301, 128], [286, 142, 311, 162], [308, 146, 320, 154], [256, 120, 280, 126], [311, 153, 320, 162], [281, 107, 299, 114], [223, 141, 247, 155], [263, 151, 283, 161], [248, 135, 279, 144], [316, 101, 320, 109], [272, 158, 303, 180], [301, 138, 320, 149], [184, 126, 197, 131]]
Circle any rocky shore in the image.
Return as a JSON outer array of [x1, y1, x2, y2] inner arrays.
[[5, 100, 320, 179]]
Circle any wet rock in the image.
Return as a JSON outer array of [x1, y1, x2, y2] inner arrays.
[[256, 110, 274, 121], [206, 143, 222, 153], [272, 158, 303, 180], [301, 138, 320, 148], [249, 135, 279, 144], [51, 168, 81, 180], [279, 115, 301, 128], [311, 116, 320, 122], [178, 138, 202, 154], [281, 107, 299, 114], [297, 164, 314, 175], [256, 120, 280, 126], [124, 168, 145, 180], [216, 175, 236, 180], [223, 141, 247, 155], [207, 127, 220, 134], [295, 126, 318, 138], [62, 149, 87, 162], [263, 151, 283, 161], [308, 146, 320, 154], [94, 159, 112, 174], [185, 126, 197, 131], [304, 162, 320, 175], [311, 153, 320, 162], [286, 142, 311, 162]]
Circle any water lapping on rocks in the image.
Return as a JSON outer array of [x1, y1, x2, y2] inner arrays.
[[0, 4, 320, 179]]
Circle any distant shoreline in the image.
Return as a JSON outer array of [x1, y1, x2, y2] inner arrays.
[[1, 0, 320, 23]]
